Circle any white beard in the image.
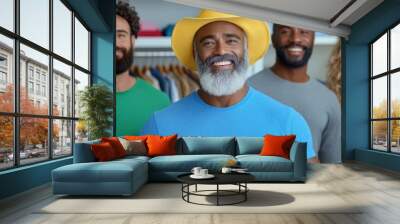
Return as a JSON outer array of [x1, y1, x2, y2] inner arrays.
[[199, 69, 249, 96]]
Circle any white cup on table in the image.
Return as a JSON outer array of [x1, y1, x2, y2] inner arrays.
[[191, 167, 202, 176], [199, 169, 208, 176]]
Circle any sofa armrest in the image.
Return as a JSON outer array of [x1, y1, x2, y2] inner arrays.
[[289, 142, 307, 182], [73, 140, 100, 163]]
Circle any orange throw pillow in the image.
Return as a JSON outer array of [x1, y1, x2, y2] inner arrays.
[[91, 142, 117, 161], [146, 134, 177, 157], [260, 134, 296, 159], [101, 137, 126, 158], [124, 135, 149, 141]]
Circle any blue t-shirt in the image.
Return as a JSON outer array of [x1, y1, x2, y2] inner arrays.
[[141, 87, 315, 158]]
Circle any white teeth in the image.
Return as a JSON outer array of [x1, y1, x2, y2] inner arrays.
[[213, 61, 232, 66], [288, 47, 303, 52]]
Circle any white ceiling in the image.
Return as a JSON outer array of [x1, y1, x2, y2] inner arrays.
[[164, 0, 384, 38], [228, 0, 352, 22]]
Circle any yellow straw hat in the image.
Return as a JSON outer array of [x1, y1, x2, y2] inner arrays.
[[171, 9, 270, 71]]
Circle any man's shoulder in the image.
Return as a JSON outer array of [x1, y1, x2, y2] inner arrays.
[[309, 79, 340, 104], [248, 68, 274, 82]]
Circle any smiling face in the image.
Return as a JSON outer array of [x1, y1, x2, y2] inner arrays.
[[116, 15, 134, 74], [272, 25, 315, 68], [193, 21, 249, 96], [194, 21, 245, 73]]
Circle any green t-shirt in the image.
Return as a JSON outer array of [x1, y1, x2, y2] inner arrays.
[[116, 78, 170, 136]]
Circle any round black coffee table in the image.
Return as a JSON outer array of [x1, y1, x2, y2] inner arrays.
[[177, 173, 255, 206]]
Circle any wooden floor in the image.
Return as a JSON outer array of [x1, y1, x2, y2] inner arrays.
[[1, 162, 400, 224]]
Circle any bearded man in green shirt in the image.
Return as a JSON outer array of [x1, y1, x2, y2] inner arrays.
[[115, 1, 170, 136]]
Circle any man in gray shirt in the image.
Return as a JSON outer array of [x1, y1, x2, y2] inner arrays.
[[249, 24, 341, 163]]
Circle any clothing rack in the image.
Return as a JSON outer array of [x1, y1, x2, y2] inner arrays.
[[134, 50, 179, 67], [131, 50, 200, 102]]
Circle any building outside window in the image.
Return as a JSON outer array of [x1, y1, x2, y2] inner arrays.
[[35, 83, 40, 95], [0, 54, 7, 89], [0, 54, 7, 67], [41, 85, 46, 97], [41, 73, 46, 83], [0, 71, 6, 85], [28, 66, 34, 80], [28, 81, 34, 94]]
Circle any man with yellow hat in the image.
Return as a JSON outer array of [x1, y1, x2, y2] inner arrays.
[[141, 10, 317, 160]]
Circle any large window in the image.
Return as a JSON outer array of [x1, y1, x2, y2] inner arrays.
[[0, 0, 91, 171], [371, 22, 400, 154]]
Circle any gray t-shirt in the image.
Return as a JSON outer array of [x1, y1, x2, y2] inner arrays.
[[248, 68, 341, 163]]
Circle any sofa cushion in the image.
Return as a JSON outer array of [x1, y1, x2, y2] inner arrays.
[[115, 155, 150, 163], [52, 158, 147, 183], [235, 137, 264, 155], [179, 137, 235, 155], [236, 155, 293, 172], [148, 154, 235, 172]]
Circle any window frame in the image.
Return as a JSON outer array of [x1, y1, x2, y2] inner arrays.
[[0, 0, 92, 171], [370, 19, 400, 154]]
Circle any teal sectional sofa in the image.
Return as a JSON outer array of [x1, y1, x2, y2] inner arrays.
[[52, 137, 307, 196]]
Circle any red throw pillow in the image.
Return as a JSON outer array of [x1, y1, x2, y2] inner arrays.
[[91, 142, 117, 161], [101, 137, 126, 158], [146, 134, 177, 157], [260, 134, 296, 159]]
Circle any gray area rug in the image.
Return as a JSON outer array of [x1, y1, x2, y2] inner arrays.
[[38, 183, 362, 214]]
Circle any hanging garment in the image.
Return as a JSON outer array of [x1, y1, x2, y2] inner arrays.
[[162, 74, 173, 101], [170, 72, 183, 99], [144, 69, 161, 90], [185, 69, 200, 86], [172, 65, 190, 97], [150, 67, 168, 92], [185, 73, 200, 93], [166, 74, 180, 102]]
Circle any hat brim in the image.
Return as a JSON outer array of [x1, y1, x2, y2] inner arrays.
[[171, 16, 270, 71]]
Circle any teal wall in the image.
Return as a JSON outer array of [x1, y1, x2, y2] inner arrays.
[[92, 33, 114, 87], [0, 158, 72, 199], [355, 149, 400, 172], [0, 0, 115, 200], [344, 0, 400, 171]]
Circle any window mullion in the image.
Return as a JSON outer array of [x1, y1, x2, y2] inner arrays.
[[71, 10, 76, 155], [387, 29, 391, 153], [48, 0, 54, 160], [370, 45, 373, 149], [13, 0, 21, 167]]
